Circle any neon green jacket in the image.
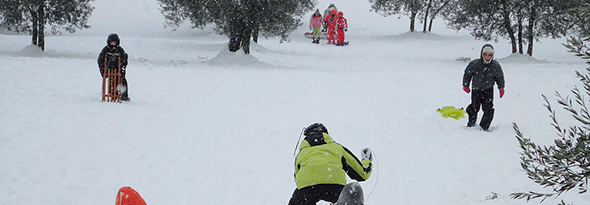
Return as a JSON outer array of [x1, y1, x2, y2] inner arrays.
[[294, 132, 372, 189]]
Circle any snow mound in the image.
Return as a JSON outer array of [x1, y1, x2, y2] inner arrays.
[[369, 31, 462, 42], [498, 53, 549, 64], [207, 45, 268, 67], [392, 31, 451, 40], [18, 45, 47, 57]]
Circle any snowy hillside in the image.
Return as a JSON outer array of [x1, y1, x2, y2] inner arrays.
[[1, 0, 589, 205]]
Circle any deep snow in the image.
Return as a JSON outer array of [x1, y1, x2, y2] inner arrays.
[[1, 0, 590, 204]]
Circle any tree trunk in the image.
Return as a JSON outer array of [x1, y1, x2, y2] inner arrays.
[[518, 17, 523, 54], [409, 11, 417, 32], [228, 12, 244, 52], [37, 5, 45, 51], [31, 10, 38, 46], [500, 0, 517, 53], [241, 27, 252, 54], [423, 0, 432, 33], [526, 7, 536, 56], [428, 0, 451, 32], [252, 26, 259, 43], [228, 32, 242, 52]]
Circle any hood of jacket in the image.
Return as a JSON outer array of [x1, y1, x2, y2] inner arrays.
[[107, 33, 120, 46], [480, 44, 494, 64], [299, 132, 333, 151]]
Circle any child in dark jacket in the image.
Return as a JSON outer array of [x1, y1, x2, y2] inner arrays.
[[462, 44, 505, 131], [98, 33, 130, 101]]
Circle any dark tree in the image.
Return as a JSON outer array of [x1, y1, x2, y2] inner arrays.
[[515, 0, 577, 56], [369, 0, 454, 33], [444, 0, 580, 56], [562, 0, 590, 36], [444, 0, 518, 53], [0, 0, 94, 51], [424, 0, 453, 32], [369, 0, 425, 32], [158, 0, 315, 54]]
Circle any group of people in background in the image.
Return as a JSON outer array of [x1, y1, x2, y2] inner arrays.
[[309, 3, 348, 45]]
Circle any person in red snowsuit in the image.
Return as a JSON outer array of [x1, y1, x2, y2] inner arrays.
[[325, 9, 338, 45], [335, 11, 348, 46], [323, 3, 337, 32]]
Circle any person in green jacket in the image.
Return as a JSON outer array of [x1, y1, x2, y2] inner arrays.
[[288, 123, 373, 205]]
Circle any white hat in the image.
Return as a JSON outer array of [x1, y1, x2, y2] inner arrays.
[[482, 46, 494, 54], [482, 45, 494, 64]]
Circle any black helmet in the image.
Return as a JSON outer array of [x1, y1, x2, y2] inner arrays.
[[304, 123, 328, 136], [107, 33, 120, 45]]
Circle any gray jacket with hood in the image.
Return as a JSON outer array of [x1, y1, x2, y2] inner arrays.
[[462, 44, 505, 91]]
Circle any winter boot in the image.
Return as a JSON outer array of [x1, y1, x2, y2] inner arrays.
[[467, 115, 476, 127], [480, 108, 495, 131], [120, 78, 130, 101]]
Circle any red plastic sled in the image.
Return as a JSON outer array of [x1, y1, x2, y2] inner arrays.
[[115, 186, 147, 205]]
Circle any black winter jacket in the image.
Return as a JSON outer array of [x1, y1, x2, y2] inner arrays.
[[462, 59, 504, 91], [462, 45, 505, 91], [97, 45, 128, 77]]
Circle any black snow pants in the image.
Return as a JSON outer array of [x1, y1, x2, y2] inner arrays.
[[466, 88, 495, 130], [288, 184, 344, 205], [121, 77, 129, 99]]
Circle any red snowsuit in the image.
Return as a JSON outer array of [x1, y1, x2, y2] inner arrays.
[[336, 16, 348, 45], [325, 11, 337, 44]]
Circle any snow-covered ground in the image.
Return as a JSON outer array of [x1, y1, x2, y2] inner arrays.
[[1, 0, 589, 204]]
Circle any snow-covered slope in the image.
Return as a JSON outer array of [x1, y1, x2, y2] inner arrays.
[[1, 0, 589, 204]]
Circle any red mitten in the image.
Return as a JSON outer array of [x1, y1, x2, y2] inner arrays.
[[499, 88, 505, 98], [463, 86, 470, 93]]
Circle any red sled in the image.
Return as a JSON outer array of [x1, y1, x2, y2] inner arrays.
[[304, 31, 328, 39], [116, 186, 147, 205]]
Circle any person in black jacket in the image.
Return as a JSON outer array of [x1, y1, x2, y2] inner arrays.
[[462, 44, 505, 131], [98, 33, 130, 101]]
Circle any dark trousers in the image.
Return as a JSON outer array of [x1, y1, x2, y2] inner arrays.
[[121, 77, 129, 98], [466, 88, 495, 129], [288, 184, 344, 205]]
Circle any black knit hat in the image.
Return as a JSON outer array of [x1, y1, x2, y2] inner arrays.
[[304, 123, 328, 136]]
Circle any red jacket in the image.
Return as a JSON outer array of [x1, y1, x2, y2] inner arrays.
[[326, 12, 337, 31], [336, 17, 348, 30]]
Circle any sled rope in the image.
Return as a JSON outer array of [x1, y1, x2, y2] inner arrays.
[[293, 127, 305, 157], [365, 151, 379, 203]]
